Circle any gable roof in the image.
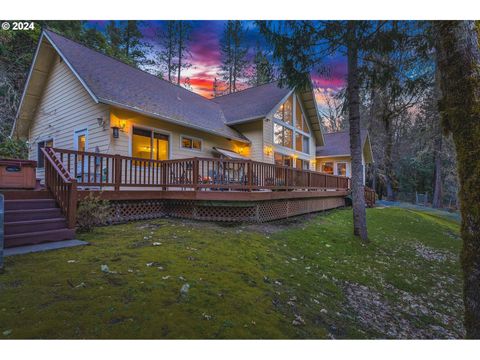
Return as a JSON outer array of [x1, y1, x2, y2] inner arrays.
[[211, 82, 292, 124], [316, 130, 373, 162], [14, 29, 247, 142], [14, 29, 325, 146]]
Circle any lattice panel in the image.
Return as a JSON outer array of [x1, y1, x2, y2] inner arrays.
[[109, 200, 167, 223], [195, 205, 257, 222], [100, 196, 346, 224]]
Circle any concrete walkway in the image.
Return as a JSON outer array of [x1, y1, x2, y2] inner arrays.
[[4, 240, 89, 256]]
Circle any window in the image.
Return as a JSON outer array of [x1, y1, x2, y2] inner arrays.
[[181, 136, 202, 151], [337, 162, 347, 176], [274, 95, 311, 155], [274, 152, 293, 167], [274, 96, 293, 125], [322, 162, 334, 175], [274, 123, 293, 148], [132, 127, 169, 161], [37, 139, 53, 168], [296, 159, 310, 170]]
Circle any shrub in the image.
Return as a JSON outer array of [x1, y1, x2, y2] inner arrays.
[[0, 136, 28, 159], [77, 193, 111, 232]]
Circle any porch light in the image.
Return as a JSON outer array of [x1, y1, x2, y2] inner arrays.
[[264, 145, 273, 156], [111, 119, 127, 139], [112, 126, 120, 138]]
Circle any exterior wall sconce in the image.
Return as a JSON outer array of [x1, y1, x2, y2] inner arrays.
[[111, 119, 127, 139], [264, 145, 273, 156], [112, 126, 120, 139]]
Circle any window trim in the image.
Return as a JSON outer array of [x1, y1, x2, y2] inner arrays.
[[37, 138, 54, 169], [273, 93, 312, 156], [336, 161, 348, 177], [180, 134, 203, 152], [129, 124, 172, 160]]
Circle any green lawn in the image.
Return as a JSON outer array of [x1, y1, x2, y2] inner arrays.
[[0, 207, 464, 339]]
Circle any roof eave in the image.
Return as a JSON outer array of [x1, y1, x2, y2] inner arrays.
[[101, 98, 250, 144], [11, 32, 45, 137]]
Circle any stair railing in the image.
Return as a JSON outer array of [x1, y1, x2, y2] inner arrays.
[[42, 147, 77, 229]]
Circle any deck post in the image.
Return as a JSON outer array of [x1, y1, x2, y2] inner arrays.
[[247, 161, 253, 191], [68, 181, 78, 229], [114, 154, 121, 191], [193, 158, 199, 191]]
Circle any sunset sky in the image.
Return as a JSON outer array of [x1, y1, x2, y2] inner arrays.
[[87, 21, 346, 104]]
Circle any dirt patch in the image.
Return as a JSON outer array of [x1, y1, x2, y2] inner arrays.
[[413, 243, 456, 262], [343, 282, 464, 339]]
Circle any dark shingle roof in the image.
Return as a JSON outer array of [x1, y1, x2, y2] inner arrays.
[[211, 82, 292, 124], [44, 30, 247, 142], [316, 130, 369, 157]]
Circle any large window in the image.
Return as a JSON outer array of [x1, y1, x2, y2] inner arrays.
[[296, 159, 310, 170], [274, 123, 293, 148], [274, 152, 293, 167], [274, 96, 293, 125], [37, 139, 53, 168], [322, 162, 334, 175], [273, 95, 311, 155], [132, 127, 169, 161]]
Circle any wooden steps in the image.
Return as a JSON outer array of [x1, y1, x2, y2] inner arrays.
[[3, 193, 75, 248]]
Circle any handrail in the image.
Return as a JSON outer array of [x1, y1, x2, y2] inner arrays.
[[50, 148, 350, 192], [42, 147, 77, 228]]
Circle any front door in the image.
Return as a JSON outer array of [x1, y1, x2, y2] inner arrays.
[[74, 129, 88, 179]]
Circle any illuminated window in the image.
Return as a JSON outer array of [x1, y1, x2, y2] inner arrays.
[[274, 123, 293, 148], [181, 136, 202, 151], [337, 162, 347, 176], [275, 95, 311, 154], [37, 139, 54, 168], [274, 96, 293, 125], [274, 152, 293, 167], [322, 162, 334, 175], [132, 127, 169, 161]]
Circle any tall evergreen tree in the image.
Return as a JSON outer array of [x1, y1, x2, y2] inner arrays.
[[248, 44, 274, 87], [176, 21, 192, 86], [259, 20, 405, 242], [156, 21, 177, 82], [434, 20, 480, 339], [219, 21, 249, 93]]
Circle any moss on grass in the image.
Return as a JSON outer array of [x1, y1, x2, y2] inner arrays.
[[0, 207, 463, 339]]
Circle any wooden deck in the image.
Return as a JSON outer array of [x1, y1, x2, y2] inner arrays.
[[38, 147, 353, 224]]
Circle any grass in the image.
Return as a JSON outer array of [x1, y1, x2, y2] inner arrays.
[[0, 207, 464, 339]]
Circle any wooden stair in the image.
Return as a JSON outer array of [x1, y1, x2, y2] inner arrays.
[[3, 193, 75, 248]]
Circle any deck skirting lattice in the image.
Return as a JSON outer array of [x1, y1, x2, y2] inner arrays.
[[105, 196, 345, 224]]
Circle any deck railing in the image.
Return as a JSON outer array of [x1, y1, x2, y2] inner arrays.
[[42, 147, 77, 228], [51, 148, 350, 191]]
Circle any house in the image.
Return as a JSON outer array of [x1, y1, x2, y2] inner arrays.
[[3, 29, 360, 249], [315, 130, 374, 184], [12, 29, 325, 180]]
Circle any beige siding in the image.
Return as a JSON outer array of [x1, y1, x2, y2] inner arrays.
[[110, 108, 249, 159], [28, 55, 110, 179], [232, 120, 264, 162]]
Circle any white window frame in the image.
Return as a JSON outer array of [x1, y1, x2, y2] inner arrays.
[[336, 161, 348, 177], [273, 93, 312, 156], [180, 134, 203, 152], [129, 124, 172, 160]]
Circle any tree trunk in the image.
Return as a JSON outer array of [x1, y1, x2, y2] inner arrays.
[[432, 132, 443, 208], [432, 62, 443, 208], [347, 21, 368, 242], [177, 23, 183, 86], [436, 20, 480, 339]]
